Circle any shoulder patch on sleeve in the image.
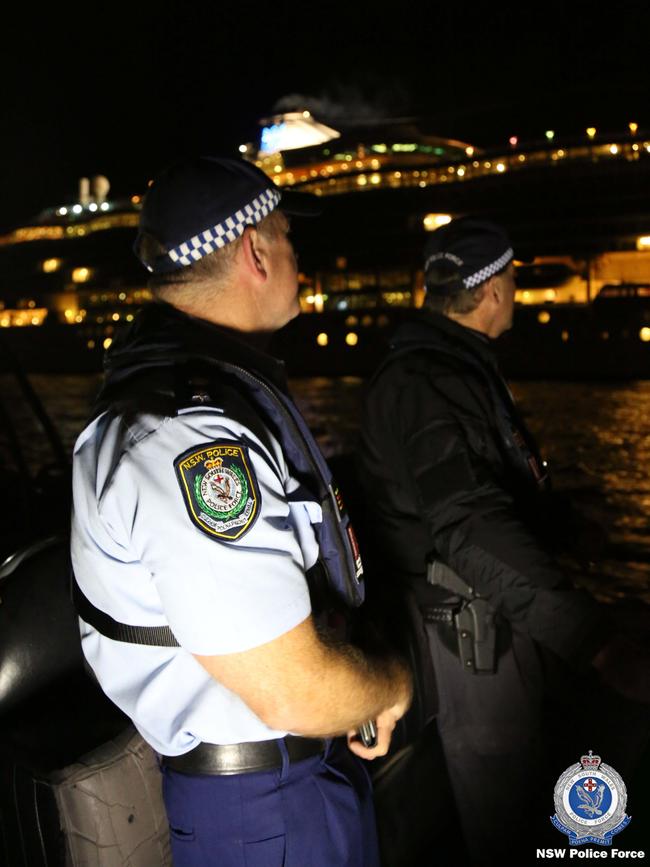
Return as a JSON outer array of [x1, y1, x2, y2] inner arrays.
[[174, 441, 260, 541]]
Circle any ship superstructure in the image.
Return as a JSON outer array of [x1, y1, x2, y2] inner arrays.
[[1, 112, 650, 375]]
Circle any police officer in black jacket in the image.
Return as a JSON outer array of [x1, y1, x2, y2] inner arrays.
[[358, 217, 649, 864]]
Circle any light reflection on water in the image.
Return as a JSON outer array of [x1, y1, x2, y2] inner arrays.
[[2, 374, 649, 605]]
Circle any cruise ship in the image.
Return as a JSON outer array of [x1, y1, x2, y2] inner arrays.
[[1, 111, 650, 377]]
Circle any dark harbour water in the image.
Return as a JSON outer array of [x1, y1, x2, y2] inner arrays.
[[3, 374, 650, 608]]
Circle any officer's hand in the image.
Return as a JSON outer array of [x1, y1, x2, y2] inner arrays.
[[346, 664, 413, 760], [346, 706, 402, 760]]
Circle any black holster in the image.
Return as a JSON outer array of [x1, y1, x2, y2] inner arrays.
[[425, 561, 498, 675]]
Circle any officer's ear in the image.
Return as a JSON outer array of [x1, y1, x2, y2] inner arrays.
[[484, 274, 502, 306], [240, 225, 269, 282]]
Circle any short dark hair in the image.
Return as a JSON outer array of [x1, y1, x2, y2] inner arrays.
[[422, 258, 484, 315]]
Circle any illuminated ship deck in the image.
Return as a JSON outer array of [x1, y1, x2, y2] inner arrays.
[[0, 113, 649, 376], [251, 113, 650, 203]]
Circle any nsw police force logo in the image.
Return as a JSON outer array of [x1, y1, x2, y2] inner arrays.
[[174, 442, 260, 541], [551, 751, 631, 846]]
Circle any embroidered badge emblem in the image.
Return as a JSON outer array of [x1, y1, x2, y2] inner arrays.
[[174, 442, 260, 541], [550, 750, 631, 846]]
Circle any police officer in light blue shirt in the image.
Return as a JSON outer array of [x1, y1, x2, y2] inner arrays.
[[70, 156, 412, 867]]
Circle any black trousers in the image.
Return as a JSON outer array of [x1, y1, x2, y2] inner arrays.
[[425, 624, 649, 866]]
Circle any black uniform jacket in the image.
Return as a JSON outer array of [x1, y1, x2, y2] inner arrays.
[[358, 311, 607, 668]]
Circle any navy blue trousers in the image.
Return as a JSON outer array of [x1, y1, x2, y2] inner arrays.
[[161, 738, 380, 867]]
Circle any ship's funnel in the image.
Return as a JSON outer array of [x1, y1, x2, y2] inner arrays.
[[79, 177, 90, 206], [91, 175, 110, 203]]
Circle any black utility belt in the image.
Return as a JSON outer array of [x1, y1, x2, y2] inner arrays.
[[161, 735, 327, 776]]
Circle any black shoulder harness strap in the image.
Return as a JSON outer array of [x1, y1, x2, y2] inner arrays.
[[72, 575, 180, 647]]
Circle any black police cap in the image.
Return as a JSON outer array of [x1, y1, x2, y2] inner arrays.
[[135, 156, 320, 274], [423, 217, 514, 293]]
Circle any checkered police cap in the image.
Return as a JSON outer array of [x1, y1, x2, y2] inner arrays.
[[423, 217, 514, 293], [135, 156, 320, 274]]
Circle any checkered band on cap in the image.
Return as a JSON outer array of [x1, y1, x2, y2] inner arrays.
[[165, 186, 282, 269], [463, 247, 514, 289]]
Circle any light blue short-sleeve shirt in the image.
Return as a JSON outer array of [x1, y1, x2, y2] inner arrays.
[[71, 402, 317, 755]]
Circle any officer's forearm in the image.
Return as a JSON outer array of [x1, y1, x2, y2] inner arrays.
[[194, 615, 412, 737], [274, 642, 412, 738]]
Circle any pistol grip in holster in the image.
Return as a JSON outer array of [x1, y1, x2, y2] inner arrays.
[[454, 598, 496, 675]]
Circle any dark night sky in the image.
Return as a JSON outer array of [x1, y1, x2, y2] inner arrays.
[[2, 1, 649, 228]]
